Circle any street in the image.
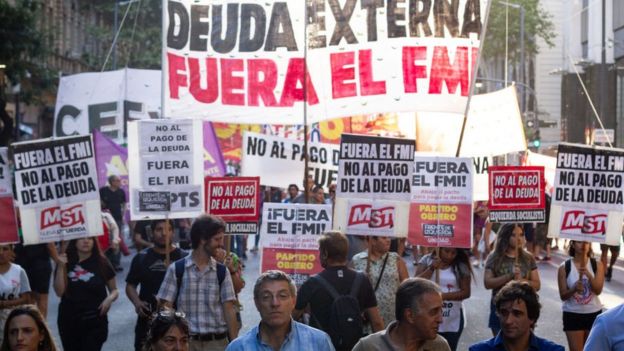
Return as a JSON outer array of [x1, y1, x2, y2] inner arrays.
[[45, 238, 624, 351]]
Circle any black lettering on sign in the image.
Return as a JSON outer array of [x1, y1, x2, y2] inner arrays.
[[328, 0, 358, 46], [240, 4, 266, 52], [211, 4, 239, 54]]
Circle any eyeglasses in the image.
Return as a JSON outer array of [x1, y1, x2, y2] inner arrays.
[[154, 309, 186, 322]]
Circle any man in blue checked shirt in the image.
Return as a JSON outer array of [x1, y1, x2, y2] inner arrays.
[[226, 270, 335, 351]]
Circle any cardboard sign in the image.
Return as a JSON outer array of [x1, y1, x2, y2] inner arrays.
[[205, 177, 260, 234], [334, 134, 414, 237], [12, 135, 102, 244], [548, 143, 624, 245], [260, 203, 332, 286], [163, 0, 489, 124], [408, 156, 473, 248], [128, 119, 204, 219], [488, 166, 545, 223], [0, 148, 18, 244], [337, 134, 414, 201], [241, 132, 338, 188]]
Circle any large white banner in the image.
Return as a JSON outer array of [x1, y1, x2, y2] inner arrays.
[[12, 136, 103, 244], [241, 132, 338, 189], [54, 69, 161, 143], [128, 119, 204, 219], [163, 0, 490, 124]]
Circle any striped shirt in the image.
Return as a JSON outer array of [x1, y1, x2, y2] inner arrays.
[[156, 255, 236, 334]]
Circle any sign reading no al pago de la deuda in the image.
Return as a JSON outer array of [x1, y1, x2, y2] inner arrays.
[[12, 135, 103, 244], [128, 119, 204, 220], [548, 143, 624, 245]]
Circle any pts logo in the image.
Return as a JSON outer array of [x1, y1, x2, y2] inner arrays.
[[348, 204, 394, 228], [561, 210, 607, 235], [40, 205, 85, 230]]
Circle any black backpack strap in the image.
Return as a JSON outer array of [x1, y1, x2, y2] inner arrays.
[[565, 258, 597, 278], [174, 258, 186, 308], [313, 274, 340, 300], [216, 262, 226, 286]]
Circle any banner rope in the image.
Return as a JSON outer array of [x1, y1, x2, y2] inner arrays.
[[100, 2, 135, 72], [125, 0, 144, 68]]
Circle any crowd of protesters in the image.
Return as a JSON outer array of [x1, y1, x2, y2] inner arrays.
[[1, 177, 623, 351]]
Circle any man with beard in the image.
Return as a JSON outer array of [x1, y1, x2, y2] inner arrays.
[[469, 281, 563, 351], [157, 215, 239, 351], [126, 219, 187, 351]]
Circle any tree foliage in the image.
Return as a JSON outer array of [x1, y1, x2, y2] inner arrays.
[[0, 0, 52, 100], [85, 0, 161, 70], [481, 0, 556, 62]]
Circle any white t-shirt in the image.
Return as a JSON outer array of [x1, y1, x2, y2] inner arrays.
[[561, 259, 602, 314], [0, 263, 31, 343]]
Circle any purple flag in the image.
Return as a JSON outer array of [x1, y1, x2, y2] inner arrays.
[[203, 121, 226, 177], [93, 129, 130, 204]]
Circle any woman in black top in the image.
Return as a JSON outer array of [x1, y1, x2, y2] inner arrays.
[[53, 237, 119, 351]]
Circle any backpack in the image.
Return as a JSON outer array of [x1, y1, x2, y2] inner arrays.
[[564, 258, 597, 278], [312, 272, 364, 350], [173, 258, 226, 309]]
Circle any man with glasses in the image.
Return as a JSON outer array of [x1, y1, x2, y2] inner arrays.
[[126, 219, 187, 351], [226, 270, 335, 351]]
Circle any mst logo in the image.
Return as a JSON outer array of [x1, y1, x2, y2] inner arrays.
[[561, 210, 607, 235], [40, 205, 85, 230], [348, 204, 394, 228]]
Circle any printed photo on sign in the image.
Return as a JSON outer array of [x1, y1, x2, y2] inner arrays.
[[260, 203, 331, 285]]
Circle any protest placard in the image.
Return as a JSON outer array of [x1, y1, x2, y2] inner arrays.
[[408, 156, 473, 248], [338, 134, 414, 200], [163, 0, 489, 124], [128, 119, 204, 219], [205, 177, 260, 234], [54, 69, 161, 143], [488, 166, 545, 223], [548, 143, 624, 245], [333, 134, 414, 237], [0, 148, 18, 244], [241, 132, 338, 188], [260, 203, 332, 286], [13, 136, 102, 244]]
